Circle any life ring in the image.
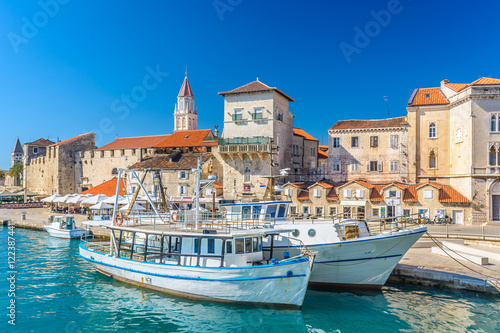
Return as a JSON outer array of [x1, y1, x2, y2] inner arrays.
[[171, 211, 179, 222], [115, 212, 124, 226]]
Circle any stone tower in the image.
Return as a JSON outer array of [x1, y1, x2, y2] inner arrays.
[[12, 137, 23, 166], [174, 75, 198, 132]]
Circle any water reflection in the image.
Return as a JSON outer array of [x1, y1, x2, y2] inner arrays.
[[5, 228, 500, 333]]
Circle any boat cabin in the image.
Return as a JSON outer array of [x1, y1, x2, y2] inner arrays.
[[47, 215, 77, 230], [220, 201, 291, 223], [112, 227, 268, 268]]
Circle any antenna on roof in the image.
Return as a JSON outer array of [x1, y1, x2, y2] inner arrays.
[[384, 96, 390, 118], [185, 65, 188, 76]]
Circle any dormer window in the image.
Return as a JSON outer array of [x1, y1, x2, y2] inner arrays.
[[425, 93, 430, 98]]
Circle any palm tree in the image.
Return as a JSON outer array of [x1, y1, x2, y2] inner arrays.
[[9, 163, 23, 185]]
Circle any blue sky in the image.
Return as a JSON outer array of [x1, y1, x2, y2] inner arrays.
[[1, 0, 500, 169]]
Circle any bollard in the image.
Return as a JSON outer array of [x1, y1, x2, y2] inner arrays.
[[21, 212, 27, 220]]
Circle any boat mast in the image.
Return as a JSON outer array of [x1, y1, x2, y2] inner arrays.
[[193, 158, 201, 228], [110, 169, 122, 255]]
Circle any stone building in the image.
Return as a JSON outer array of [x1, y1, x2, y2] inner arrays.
[[26, 133, 95, 195], [217, 79, 316, 200], [283, 179, 471, 223], [23, 138, 54, 165], [79, 134, 170, 192], [327, 117, 410, 183], [406, 77, 500, 223]]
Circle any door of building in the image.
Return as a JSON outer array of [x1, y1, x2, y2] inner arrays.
[[492, 195, 500, 221], [453, 210, 464, 225]]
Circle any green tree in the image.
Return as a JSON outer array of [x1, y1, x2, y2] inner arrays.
[[9, 163, 23, 182], [0, 170, 5, 181]]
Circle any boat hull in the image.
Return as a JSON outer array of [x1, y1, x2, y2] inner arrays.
[[44, 226, 92, 239], [267, 227, 426, 290], [79, 243, 312, 308]]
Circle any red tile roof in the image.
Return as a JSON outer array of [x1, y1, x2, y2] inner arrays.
[[403, 186, 418, 202], [297, 190, 309, 200], [49, 133, 94, 147], [318, 150, 328, 159], [370, 185, 384, 202], [471, 77, 500, 85], [410, 88, 449, 106], [319, 144, 328, 151], [97, 135, 170, 150], [178, 76, 194, 97], [438, 185, 471, 203], [326, 188, 339, 201], [213, 182, 223, 189], [286, 182, 309, 189], [154, 130, 213, 148], [330, 116, 407, 131], [445, 83, 469, 92], [80, 178, 126, 196], [219, 80, 294, 102], [310, 181, 334, 189], [130, 153, 211, 170], [25, 138, 55, 146], [293, 128, 319, 141]]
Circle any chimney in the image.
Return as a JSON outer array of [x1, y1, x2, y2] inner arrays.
[[440, 79, 449, 89], [214, 125, 219, 138]]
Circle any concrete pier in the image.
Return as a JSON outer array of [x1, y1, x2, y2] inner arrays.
[[388, 241, 500, 295]]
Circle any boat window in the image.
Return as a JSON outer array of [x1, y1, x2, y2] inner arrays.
[[252, 205, 262, 220], [258, 237, 262, 251], [245, 238, 252, 253], [292, 229, 300, 237], [207, 238, 215, 254], [242, 206, 251, 219], [231, 206, 241, 220], [235, 238, 244, 254], [267, 205, 277, 218], [308, 229, 316, 237], [253, 237, 259, 252], [277, 205, 286, 218], [174, 238, 180, 252], [226, 241, 232, 254], [194, 238, 199, 254]]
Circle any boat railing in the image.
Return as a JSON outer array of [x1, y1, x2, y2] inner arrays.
[[366, 213, 426, 234], [118, 210, 276, 234], [82, 240, 112, 255]]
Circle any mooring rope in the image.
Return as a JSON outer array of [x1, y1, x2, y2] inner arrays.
[[426, 232, 499, 283]]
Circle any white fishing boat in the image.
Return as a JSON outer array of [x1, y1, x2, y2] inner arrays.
[[44, 215, 93, 239], [220, 201, 426, 290], [79, 168, 314, 308]]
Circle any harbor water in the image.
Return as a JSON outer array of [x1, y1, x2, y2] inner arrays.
[[2, 227, 500, 333]]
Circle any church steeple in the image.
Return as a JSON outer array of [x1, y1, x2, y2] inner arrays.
[[174, 74, 198, 132]]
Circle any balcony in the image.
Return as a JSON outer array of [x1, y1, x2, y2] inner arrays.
[[218, 137, 271, 154], [231, 114, 243, 121], [251, 112, 263, 120]]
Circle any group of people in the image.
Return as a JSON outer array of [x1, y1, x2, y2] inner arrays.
[[50, 205, 88, 215]]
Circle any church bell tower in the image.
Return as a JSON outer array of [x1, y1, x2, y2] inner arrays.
[[174, 75, 198, 131]]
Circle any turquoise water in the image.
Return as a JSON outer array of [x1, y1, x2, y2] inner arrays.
[[1, 227, 500, 333]]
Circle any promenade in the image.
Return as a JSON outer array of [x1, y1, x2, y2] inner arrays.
[[2, 207, 500, 295]]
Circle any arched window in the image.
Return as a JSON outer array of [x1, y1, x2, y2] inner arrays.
[[244, 167, 251, 183], [497, 147, 500, 166], [111, 168, 118, 175], [182, 118, 186, 128], [429, 123, 436, 138], [490, 146, 497, 166], [492, 115, 497, 132], [429, 150, 436, 168]]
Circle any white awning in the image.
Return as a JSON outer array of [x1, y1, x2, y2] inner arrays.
[[340, 200, 367, 206], [170, 196, 194, 203]]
